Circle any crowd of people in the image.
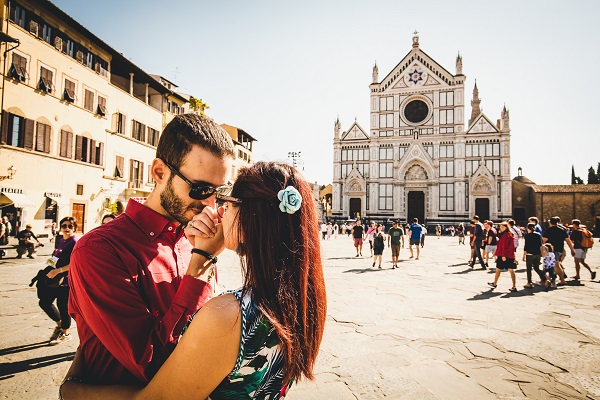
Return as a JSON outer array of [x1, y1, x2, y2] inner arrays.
[[334, 215, 596, 293]]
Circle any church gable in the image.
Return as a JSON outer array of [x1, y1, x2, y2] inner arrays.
[[341, 121, 369, 141], [381, 48, 454, 92], [466, 114, 499, 134]]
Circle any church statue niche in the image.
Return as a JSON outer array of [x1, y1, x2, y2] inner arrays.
[[405, 165, 428, 181]]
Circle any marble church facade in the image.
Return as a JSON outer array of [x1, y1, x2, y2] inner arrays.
[[331, 34, 512, 224]]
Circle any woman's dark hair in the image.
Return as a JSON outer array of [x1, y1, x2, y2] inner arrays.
[[101, 213, 117, 224], [231, 161, 326, 385], [156, 113, 235, 169], [526, 223, 536, 232], [59, 216, 77, 230]]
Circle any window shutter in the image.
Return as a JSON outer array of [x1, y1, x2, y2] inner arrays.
[[60, 130, 67, 157], [98, 142, 104, 166], [35, 122, 44, 152], [129, 159, 134, 182], [1, 111, 8, 144], [44, 125, 51, 153], [67, 131, 73, 158], [140, 162, 144, 186], [24, 118, 34, 150], [75, 135, 82, 161], [116, 155, 124, 178], [90, 139, 97, 164]]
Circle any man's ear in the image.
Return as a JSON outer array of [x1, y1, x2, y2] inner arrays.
[[151, 158, 169, 184]]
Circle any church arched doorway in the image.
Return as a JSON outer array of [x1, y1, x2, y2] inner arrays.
[[349, 198, 361, 219], [475, 198, 490, 221], [407, 191, 425, 223]]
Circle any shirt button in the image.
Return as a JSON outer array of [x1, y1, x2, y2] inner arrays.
[[150, 232, 155, 236], [168, 227, 173, 231]]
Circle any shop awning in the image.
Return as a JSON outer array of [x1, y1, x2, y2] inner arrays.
[[45, 192, 70, 207], [0, 192, 34, 208]]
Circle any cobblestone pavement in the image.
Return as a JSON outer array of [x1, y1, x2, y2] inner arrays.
[[1, 235, 599, 399]]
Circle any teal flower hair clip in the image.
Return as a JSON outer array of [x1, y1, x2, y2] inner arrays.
[[277, 186, 302, 214]]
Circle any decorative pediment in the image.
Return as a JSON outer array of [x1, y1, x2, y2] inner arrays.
[[346, 177, 365, 194], [379, 48, 455, 92], [466, 113, 499, 134], [341, 121, 369, 141], [397, 143, 436, 181]]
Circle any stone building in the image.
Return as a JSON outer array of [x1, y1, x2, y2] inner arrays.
[[0, 0, 253, 236], [513, 170, 600, 234], [332, 33, 512, 225]]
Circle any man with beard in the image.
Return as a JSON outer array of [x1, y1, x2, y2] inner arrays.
[[68, 114, 234, 385]]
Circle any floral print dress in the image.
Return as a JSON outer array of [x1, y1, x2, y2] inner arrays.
[[182, 288, 289, 399]]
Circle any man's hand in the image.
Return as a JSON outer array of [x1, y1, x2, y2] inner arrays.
[[184, 206, 225, 277]]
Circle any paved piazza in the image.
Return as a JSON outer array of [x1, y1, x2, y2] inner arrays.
[[1, 234, 599, 399]]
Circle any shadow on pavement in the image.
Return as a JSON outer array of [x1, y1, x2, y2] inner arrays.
[[328, 256, 363, 260], [0, 352, 74, 379], [0, 341, 49, 356], [447, 267, 488, 275], [343, 268, 385, 274], [447, 262, 470, 267], [467, 289, 503, 301]]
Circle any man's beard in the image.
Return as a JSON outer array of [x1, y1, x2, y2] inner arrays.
[[160, 177, 205, 225]]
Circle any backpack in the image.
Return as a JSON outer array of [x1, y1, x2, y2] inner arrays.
[[581, 228, 594, 248]]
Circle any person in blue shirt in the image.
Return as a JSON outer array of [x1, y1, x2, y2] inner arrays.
[[528, 216, 543, 235], [409, 218, 423, 260]]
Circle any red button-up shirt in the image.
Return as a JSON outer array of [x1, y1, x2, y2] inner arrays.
[[68, 200, 212, 384]]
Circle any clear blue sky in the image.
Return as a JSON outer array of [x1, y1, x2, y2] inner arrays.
[[53, 0, 600, 185]]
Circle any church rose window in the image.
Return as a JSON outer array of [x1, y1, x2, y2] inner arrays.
[[404, 99, 429, 124]]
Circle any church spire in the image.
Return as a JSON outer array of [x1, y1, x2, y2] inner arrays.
[[500, 104, 510, 131], [456, 52, 463, 75], [412, 30, 419, 48], [334, 116, 341, 140], [372, 61, 379, 84], [469, 80, 481, 125]]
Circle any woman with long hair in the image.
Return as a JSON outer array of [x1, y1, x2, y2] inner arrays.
[[61, 162, 327, 399], [488, 221, 517, 292]]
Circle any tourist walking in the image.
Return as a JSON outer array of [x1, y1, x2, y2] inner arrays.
[[409, 218, 423, 260], [483, 221, 497, 268], [372, 224, 385, 269], [420, 225, 427, 248], [436, 224, 442, 239], [542, 243, 557, 289], [469, 215, 487, 269], [326, 222, 333, 240], [37, 216, 78, 345], [387, 221, 404, 269], [569, 219, 596, 280], [543, 216, 574, 285], [457, 223, 465, 245], [523, 222, 545, 288], [321, 222, 327, 240], [351, 220, 365, 257], [366, 222, 377, 256], [488, 221, 517, 292], [333, 222, 339, 239], [405, 224, 411, 248]]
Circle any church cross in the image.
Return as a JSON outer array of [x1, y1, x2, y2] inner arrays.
[[413, 30, 419, 35], [478, 118, 486, 132]]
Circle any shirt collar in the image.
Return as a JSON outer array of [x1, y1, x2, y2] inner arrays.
[[125, 199, 182, 241]]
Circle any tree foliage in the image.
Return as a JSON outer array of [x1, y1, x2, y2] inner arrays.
[[188, 96, 210, 115]]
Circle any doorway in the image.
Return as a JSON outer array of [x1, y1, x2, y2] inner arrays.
[[407, 191, 425, 223], [349, 198, 361, 219], [475, 198, 490, 221], [72, 203, 85, 233]]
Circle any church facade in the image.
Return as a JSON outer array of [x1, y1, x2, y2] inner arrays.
[[331, 34, 512, 224]]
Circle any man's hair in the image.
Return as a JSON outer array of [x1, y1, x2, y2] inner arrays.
[[507, 219, 515, 226], [529, 216, 539, 224], [156, 113, 234, 169], [549, 217, 560, 225], [526, 223, 536, 232], [571, 219, 581, 226], [472, 215, 480, 221], [412, 218, 418, 223]]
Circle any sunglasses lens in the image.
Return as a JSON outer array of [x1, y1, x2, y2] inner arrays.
[[189, 187, 213, 200], [62, 224, 73, 229], [215, 185, 232, 196]]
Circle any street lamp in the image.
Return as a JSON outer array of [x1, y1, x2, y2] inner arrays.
[[0, 165, 16, 181]]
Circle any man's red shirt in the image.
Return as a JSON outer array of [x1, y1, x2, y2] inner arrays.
[[68, 200, 212, 384]]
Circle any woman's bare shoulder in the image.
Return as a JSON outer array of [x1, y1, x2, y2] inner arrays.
[[186, 293, 241, 339]]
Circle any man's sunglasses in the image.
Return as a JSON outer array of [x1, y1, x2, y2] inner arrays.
[[162, 160, 233, 200], [61, 224, 74, 229]]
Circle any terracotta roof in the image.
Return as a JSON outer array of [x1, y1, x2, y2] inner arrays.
[[513, 176, 536, 184], [531, 184, 600, 193]]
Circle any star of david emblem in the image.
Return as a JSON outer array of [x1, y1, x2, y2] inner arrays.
[[408, 69, 423, 84]]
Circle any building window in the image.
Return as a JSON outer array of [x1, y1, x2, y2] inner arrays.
[[35, 122, 51, 154], [398, 146, 408, 159], [379, 184, 393, 210], [38, 66, 54, 93], [379, 96, 394, 111], [379, 130, 393, 137], [64, 79, 76, 102], [497, 182, 502, 212], [341, 148, 369, 161], [379, 113, 394, 128], [379, 147, 393, 160], [97, 96, 107, 116], [439, 91, 454, 107], [466, 142, 500, 157], [485, 159, 500, 175], [465, 183, 469, 211], [2, 112, 33, 150], [84, 89, 94, 111], [379, 162, 393, 178], [76, 184, 84, 196], [147, 127, 159, 147], [8, 2, 27, 28], [439, 161, 454, 177], [439, 109, 454, 125], [59, 129, 73, 158], [114, 113, 126, 134], [465, 160, 479, 176], [130, 159, 144, 188], [132, 120, 145, 142], [115, 155, 124, 178], [42, 23, 52, 44], [439, 183, 454, 211], [439, 145, 454, 158], [74, 135, 103, 165], [424, 145, 433, 159], [148, 164, 155, 184], [10, 53, 28, 81]]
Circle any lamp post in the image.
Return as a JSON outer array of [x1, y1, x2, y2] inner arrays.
[[0, 165, 16, 181]]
